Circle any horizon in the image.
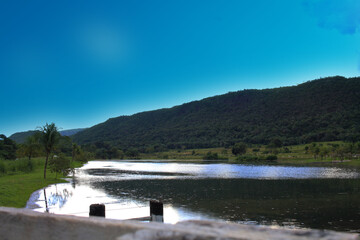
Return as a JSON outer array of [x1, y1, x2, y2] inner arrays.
[[1, 0, 360, 136]]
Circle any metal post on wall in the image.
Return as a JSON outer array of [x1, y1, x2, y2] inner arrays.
[[89, 204, 105, 217], [150, 200, 163, 222]]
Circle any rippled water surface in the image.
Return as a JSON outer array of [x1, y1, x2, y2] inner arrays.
[[26, 160, 360, 232]]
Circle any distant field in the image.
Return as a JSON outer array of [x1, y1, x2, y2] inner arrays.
[[139, 141, 360, 167]]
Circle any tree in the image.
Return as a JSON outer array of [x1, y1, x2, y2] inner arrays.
[[232, 142, 247, 155], [125, 149, 140, 158], [56, 136, 73, 156], [39, 123, 60, 179], [319, 146, 329, 160], [72, 145, 90, 163], [49, 154, 72, 178], [304, 146, 309, 154], [0, 134, 17, 160], [72, 143, 80, 162], [20, 135, 41, 161], [269, 138, 283, 148]]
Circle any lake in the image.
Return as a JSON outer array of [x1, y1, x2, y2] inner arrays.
[[26, 160, 360, 232]]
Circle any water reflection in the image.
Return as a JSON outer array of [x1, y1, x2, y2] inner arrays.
[[26, 160, 360, 232], [77, 160, 360, 180], [28, 181, 211, 222]]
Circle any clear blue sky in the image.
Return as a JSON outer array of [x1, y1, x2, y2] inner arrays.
[[1, 0, 360, 136]]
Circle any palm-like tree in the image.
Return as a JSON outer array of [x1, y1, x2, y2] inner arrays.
[[39, 123, 60, 179], [72, 143, 80, 163]]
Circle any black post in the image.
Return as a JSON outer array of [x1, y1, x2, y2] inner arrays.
[[150, 200, 163, 222], [89, 204, 105, 217]]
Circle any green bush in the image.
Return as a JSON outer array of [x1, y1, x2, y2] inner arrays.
[[236, 155, 260, 161], [282, 147, 291, 153], [203, 152, 219, 160], [49, 154, 72, 177], [266, 155, 278, 161], [74, 151, 88, 163], [232, 143, 247, 155], [203, 152, 228, 160]]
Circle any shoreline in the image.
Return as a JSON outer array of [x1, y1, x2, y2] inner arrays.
[[25, 188, 42, 210], [0, 158, 86, 209]]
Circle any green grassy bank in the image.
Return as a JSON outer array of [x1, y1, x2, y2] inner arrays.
[[0, 158, 84, 208], [138, 141, 360, 167]]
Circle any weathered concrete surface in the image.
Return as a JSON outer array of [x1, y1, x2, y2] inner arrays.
[[0, 207, 359, 240]]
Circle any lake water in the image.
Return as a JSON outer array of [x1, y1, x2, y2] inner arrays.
[[26, 160, 360, 232]]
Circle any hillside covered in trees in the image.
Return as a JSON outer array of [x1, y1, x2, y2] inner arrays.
[[72, 76, 360, 150]]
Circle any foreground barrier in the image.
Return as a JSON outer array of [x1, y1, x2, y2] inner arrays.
[[0, 207, 358, 240]]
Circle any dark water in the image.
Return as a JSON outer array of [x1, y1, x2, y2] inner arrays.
[[26, 160, 360, 232]]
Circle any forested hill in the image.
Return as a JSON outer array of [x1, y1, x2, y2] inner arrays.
[[72, 76, 360, 149], [10, 128, 86, 144]]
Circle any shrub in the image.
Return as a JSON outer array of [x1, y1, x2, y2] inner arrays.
[[232, 143, 247, 155], [266, 155, 278, 161], [74, 151, 89, 163], [236, 155, 259, 162], [49, 154, 72, 177], [283, 147, 291, 153]]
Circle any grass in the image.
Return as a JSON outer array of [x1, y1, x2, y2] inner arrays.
[[138, 141, 360, 167], [0, 157, 85, 208], [140, 147, 231, 160]]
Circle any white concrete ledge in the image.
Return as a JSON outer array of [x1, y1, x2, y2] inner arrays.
[[0, 207, 358, 240]]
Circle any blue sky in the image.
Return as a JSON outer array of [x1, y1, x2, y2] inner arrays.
[[1, 0, 360, 136]]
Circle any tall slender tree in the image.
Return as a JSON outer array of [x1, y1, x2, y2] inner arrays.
[[72, 143, 80, 163], [39, 123, 60, 179]]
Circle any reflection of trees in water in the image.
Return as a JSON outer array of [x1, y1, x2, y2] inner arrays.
[[43, 189, 49, 213], [44, 184, 73, 209], [91, 178, 360, 232], [71, 171, 77, 189]]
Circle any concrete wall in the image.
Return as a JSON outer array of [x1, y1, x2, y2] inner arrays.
[[0, 207, 358, 240]]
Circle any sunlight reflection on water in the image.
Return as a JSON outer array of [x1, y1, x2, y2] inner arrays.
[[26, 160, 360, 228], [28, 182, 215, 223], [77, 160, 360, 181]]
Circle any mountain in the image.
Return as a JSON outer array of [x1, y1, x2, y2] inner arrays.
[[59, 128, 86, 137], [72, 76, 360, 149], [9, 128, 86, 144], [9, 131, 39, 144]]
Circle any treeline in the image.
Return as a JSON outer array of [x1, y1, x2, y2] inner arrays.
[[72, 76, 360, 151], [233, 140, 360, 163], [0, 133, 91, 162], [305, 142, 360, 161], [0, 134, 17, 160], [0, 123, 91, 177]]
